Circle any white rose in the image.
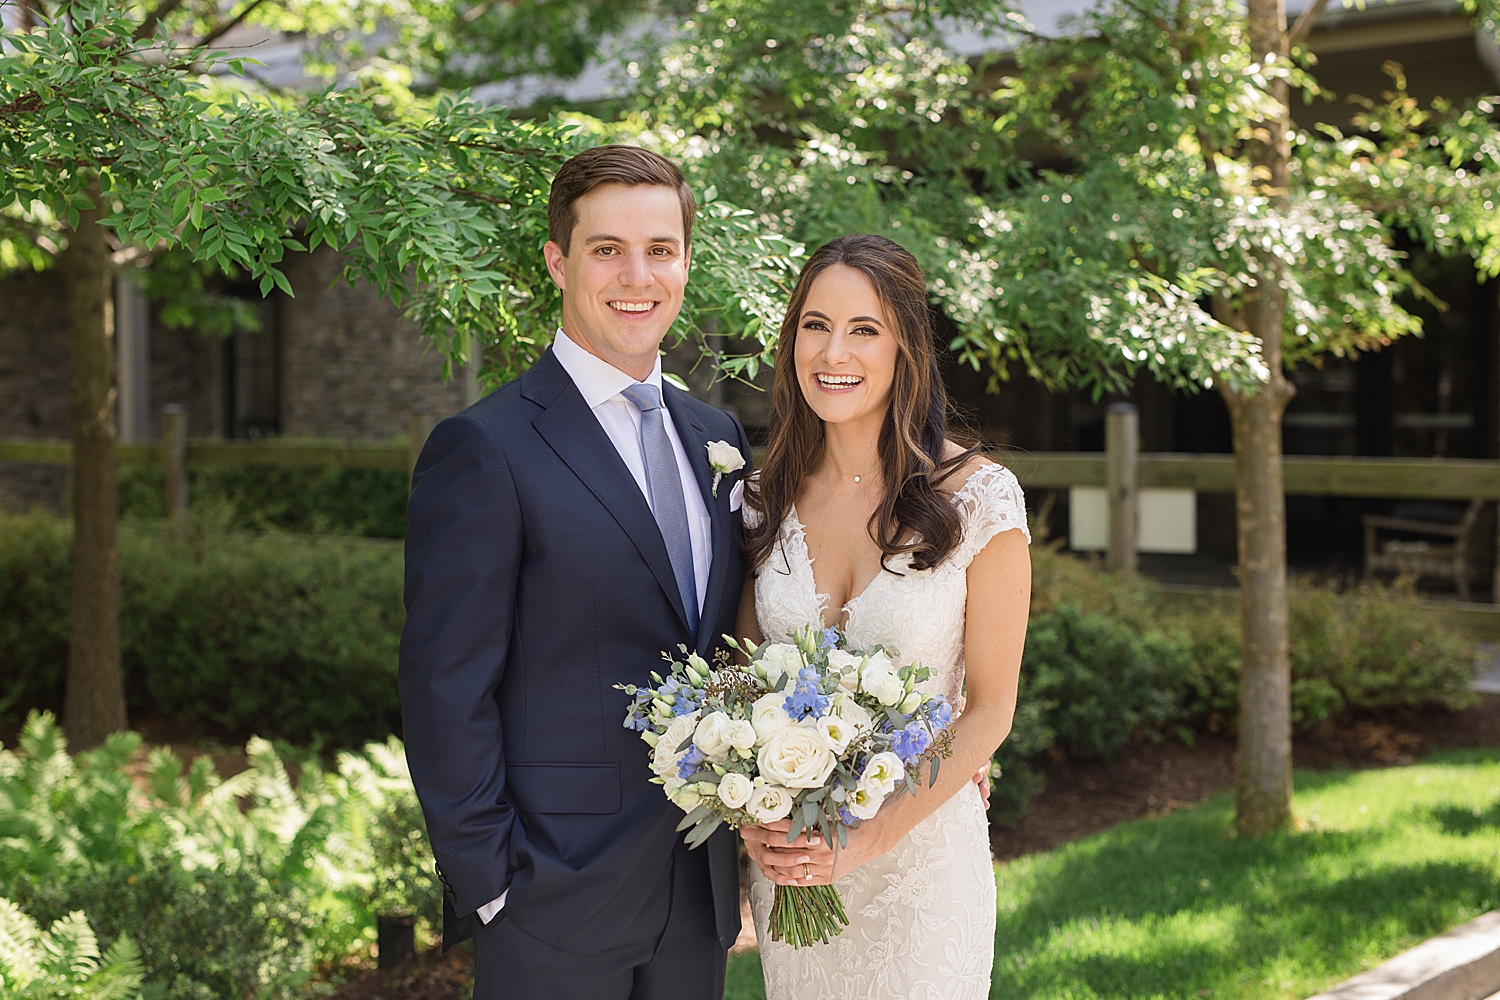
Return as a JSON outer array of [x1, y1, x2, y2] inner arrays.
[[750, 691, 794, 744], [861, 751, 905, 795], [652, 711, 701, 778], [758, 727, 838, 789], [899, 690, 924, 715], [875, 673, 905, 707], [693, 712, 736, 759], [847, 780, 885, 820], [757, 643, 803, 690], [706, 440, 746, 473], [833, 694, 874, 734], [746, 783, 795, 823], [859, 650, 895, 697], [826, 650, 863, 693], [725, 718, 757, 751], [717, 772, 754, 810], [817, 714, 853, 755]]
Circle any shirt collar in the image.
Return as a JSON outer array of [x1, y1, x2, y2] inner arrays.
[[552, 327, 663, 410]]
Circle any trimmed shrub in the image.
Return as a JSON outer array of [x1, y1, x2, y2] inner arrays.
[[119, 464, 409, 539], [0, 513, 403, 745]]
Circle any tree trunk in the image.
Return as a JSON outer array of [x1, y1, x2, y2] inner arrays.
[[1224, 0, 1298, 836], [61, 191, 127, 750]]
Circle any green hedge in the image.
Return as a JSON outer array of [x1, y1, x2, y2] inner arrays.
[[119, 465, 410, 539], [986, 539, 1482, 821], [0, 512, 403, 745]]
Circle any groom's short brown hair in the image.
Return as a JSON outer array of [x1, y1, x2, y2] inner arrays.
[[547, 145, 696, 256]]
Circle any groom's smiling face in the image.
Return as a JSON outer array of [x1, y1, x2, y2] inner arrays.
[[544, 183, 690, 380]]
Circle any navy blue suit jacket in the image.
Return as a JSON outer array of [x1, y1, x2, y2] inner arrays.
[[399, 347, 749, 956]]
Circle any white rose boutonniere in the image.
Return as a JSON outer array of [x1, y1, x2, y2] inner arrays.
[[705, 440, 746, 498]]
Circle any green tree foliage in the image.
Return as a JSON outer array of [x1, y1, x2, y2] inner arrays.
[[0, 0, 801, 747]]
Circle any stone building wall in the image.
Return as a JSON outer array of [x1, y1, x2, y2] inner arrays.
[[0, 268, 71, 511], [280, 247, 467, 438]]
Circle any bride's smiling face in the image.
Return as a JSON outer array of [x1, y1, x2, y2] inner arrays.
[[793, 264, 901, 429]]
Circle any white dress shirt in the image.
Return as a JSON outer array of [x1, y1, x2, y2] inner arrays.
[[477, 327, 714, 925]]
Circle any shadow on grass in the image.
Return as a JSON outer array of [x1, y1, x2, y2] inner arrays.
[[1427, 801, 1500, 836]]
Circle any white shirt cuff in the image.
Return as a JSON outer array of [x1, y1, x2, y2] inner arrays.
[[476, 889, 508, 924]]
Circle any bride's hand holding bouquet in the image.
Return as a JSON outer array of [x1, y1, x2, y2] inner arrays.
[[614, 625, 955, 947]]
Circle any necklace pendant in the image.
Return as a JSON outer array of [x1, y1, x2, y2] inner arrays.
[[853, 476, 861, 483]]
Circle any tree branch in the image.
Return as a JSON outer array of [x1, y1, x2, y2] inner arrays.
[[195, 0, 270, 48], [1287, 0, 1333, 49], [133, 0, 186, 41]]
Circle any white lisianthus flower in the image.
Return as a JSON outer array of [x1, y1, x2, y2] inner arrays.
[[899, 690, 924, 715], [875, 673, 905, 707], [847, 780, 886, 820], [757, 643, 803, 690], [861, 751, 905, 796], [717, 772, 754, 809], [826, 650, 863, 693], [672, 784, 703, 811], [758, 727, 838, 789], [652, 711, 701, 778], [833, 694, 874, 734], [693, 712, 737, 759], [725, 718, 757, 751], [750, 691, 794, 744], [859, 650, 895, 697], [817, 714, 853, 755], [746, 783, 795, 823]]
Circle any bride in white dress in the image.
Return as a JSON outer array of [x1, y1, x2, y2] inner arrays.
[[735, 234, 1032, 1000]]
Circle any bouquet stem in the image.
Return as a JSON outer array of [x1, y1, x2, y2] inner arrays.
[[767, 883, 849, 947]]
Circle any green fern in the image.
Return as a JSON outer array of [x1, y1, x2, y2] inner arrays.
[[0, 899, 143, 1000]]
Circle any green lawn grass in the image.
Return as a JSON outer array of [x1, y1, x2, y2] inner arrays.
[[726, 750, 1500, 1000]]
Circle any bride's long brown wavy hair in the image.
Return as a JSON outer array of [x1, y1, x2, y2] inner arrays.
[[743, 234, 980, 576]]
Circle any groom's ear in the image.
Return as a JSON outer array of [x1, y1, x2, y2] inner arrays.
[[543, 240, 568, 290]]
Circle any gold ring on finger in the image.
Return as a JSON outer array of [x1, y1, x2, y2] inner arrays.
[[803, 863, 811, 880]]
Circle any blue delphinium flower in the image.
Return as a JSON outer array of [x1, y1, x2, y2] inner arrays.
[[662, 678, 699, 717], [821, 627, 840, 651], [676, 746, 705, 780], [926, 700, 953, 731], [784, 667, 832, 720], [892, 722, 932, 764], [838, 806, 857, 826]]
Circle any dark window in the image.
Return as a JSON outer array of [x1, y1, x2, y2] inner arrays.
[[226, 296, 280, 439]]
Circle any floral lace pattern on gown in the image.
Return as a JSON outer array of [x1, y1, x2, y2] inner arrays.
[[745, 463, 1029, 1000]]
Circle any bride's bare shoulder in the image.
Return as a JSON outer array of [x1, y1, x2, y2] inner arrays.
[[937, 440, 996, 494]]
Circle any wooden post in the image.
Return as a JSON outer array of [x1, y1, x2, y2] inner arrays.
[[408, 406, 433, 488], [162, 404, 187, 541], [376, 913, 415, 969], [1106, 402, 1139, 576]]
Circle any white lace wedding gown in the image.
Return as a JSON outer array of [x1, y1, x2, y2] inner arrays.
[[746, 463, 1030, 1000]]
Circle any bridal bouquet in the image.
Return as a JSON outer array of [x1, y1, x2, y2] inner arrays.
[[614, 625, 955, 947]]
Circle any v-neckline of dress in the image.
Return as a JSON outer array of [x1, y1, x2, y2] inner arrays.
[[787, 504, 885, 627]]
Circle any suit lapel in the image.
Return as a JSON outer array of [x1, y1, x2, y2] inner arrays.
[[663, 386, 732, 655], [525, 351, 691, 634]]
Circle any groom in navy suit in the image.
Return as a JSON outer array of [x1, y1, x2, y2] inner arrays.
[[399, 146, 750, 999]]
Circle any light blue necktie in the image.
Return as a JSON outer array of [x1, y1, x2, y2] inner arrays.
[[621, 383, 699, 638]]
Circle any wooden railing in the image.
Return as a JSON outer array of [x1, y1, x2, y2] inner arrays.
[[1009, 452, 1500, 500], [6, 436, 1498, 499]]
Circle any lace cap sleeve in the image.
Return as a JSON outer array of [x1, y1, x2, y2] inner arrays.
[[953, 463, 1030, 566]]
